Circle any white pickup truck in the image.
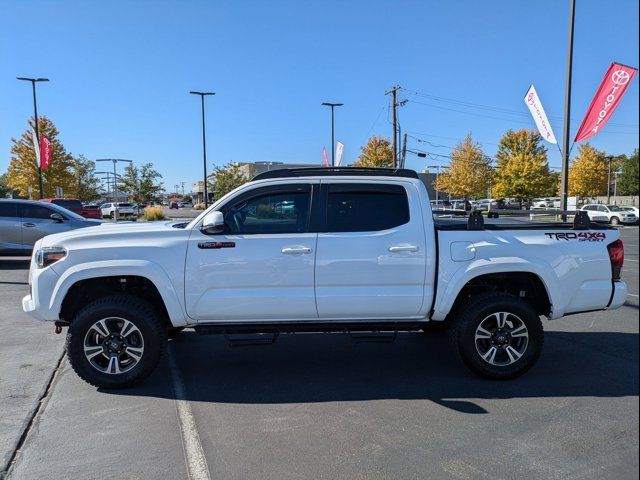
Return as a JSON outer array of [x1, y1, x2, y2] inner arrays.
[[22, 168, 628, 388]]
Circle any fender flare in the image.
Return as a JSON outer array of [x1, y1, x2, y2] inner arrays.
[[431, 257, 562, 321], [50, 259, 189, 326]]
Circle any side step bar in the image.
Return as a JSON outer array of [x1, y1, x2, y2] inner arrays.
[[194, 321, 421, 345]]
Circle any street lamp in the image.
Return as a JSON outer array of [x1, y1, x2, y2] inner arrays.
[[96, 159, 132, 211], [321, 102, 344, 166], [17, 77, 49, 199], [190, 91, 215, 207]]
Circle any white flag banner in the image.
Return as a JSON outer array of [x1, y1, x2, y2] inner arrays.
[[524, 85, 557, 144], [335, 141, 344, 166], [30, 127, 41, 166]]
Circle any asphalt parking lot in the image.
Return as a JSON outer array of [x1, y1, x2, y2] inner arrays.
[[0, 227, 638, 480]]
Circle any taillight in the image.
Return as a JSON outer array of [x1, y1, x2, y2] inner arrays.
[[607, 240, 624, 280]]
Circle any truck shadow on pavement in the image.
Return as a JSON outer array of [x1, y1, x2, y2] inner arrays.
[[108, 329, 639, 414]]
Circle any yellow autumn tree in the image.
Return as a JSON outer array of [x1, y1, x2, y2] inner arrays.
[[567, 143, 608, 197], [7, 116, 76, 198], [353, 136, 394, 167], [492, 129, 554, 202], [434, 133, 492, 200]]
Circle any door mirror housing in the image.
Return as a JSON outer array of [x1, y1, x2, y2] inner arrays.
[[50, 213, 64, 223], [201, 211, 225, 234]]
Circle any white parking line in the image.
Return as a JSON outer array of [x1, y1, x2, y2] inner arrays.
[[625, 259, 639, 262], [628, 294, 639, 298], [168, 342, 211, 480]]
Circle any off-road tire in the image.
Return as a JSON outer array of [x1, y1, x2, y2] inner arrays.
[[450, 292, 544, 380], [66, 295, 167, 389]]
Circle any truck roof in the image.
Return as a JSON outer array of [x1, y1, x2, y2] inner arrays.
[[252, 167, 419, 181]]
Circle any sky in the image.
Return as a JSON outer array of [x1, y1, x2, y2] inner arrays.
[[1, 0, 638, 193]]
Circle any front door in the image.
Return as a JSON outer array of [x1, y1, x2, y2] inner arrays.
[[18, 203, 76, 247], [314, 181, 427, 319], [185, 183, 318, 322]]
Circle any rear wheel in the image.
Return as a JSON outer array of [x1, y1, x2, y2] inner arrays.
[[66, 295, 167, 389], [450, 293, 543, 379]]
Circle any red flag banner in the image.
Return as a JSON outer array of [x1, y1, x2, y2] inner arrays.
[[574, 62, 637, 142], [322, 146, 330, 166], [40, 135, 52, 169]]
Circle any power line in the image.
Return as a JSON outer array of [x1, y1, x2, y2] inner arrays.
[[401, 87, 639, 128]]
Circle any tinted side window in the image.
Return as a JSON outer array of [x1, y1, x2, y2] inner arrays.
[[597, 205, 608, 212], [224, 187, 311, 235], [326, 184, 409, 232], [19, 204, 55, 219], [0, 202, 18, 217]]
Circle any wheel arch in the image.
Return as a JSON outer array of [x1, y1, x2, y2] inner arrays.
[[432, 262, 558, 321], [53, 260, 188, 327]]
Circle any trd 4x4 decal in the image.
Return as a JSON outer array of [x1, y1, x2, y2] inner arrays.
[[545, 232, 607, 242]]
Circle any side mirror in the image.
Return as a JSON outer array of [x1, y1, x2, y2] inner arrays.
[[50, 213, 64, 223], [201, 211, 225, 234]]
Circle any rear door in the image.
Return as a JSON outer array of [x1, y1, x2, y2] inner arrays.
[[185, 182, 318, 322], [314, 181, 427, 319], [0, 202, 23, 251]]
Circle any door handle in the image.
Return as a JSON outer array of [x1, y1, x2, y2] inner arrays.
[[388, 244, 419, 253], [23, 223, 36, 228], [281, 246, 312, 254]]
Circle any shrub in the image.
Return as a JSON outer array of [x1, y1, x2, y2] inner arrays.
[[141, 206, 165, 221]]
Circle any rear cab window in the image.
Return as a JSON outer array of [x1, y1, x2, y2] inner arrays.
[[324, 183, 410, 232]]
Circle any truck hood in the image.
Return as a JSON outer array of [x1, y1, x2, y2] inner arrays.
[[39, 221, 186, 248]]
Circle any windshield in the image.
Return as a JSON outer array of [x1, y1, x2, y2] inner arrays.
[[118, 203, 133, 207], [52, 199, 83, 210], [48, 202, 86, 221]]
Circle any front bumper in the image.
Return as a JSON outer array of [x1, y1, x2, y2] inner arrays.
[[22, 263, 61, 322], [608, 280, 628, 310]]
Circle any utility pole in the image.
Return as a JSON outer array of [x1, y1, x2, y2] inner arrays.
[[385, 86, 401, 168], [400, 133, 407, 169], [321, 102, 344, 166], [190, 91, 215, 208], [560, 0, 576, 221], [17, 77, 49, 199]]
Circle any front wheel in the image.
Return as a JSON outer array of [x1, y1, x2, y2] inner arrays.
[[610, 216, 620, 226], [66, 295, 167, 389], [450, 293, 543, 379]]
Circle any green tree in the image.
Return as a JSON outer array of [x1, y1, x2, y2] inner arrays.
[[618, 149, 639, 196], [492, 129, 553, 203], [567, 143, 608, 197], [0, 173, 14, 198], [7, 116, 75, 198], [120, 163, 164, 201], [434, 133, 492, 200], [70, 155, 101, 201], [353, 136, 394, 167], [209, 163, 248, 201]]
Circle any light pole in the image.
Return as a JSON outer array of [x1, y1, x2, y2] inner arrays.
[[97, 159, 132, 220], [560, 0, 576, 221], [17, 77, 49, 199], [321, 102, 343, 166], [190, 91, 215, 207]]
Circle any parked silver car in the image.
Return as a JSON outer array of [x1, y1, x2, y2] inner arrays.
[[0, 199, 100, 255]]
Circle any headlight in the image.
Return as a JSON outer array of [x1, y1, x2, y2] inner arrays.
[[35, 247, 67, 268]]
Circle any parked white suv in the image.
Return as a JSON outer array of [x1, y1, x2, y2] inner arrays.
[[100, 203, 136, 219], [22, 168, 627, 388], [581, 204, 637, 226]]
